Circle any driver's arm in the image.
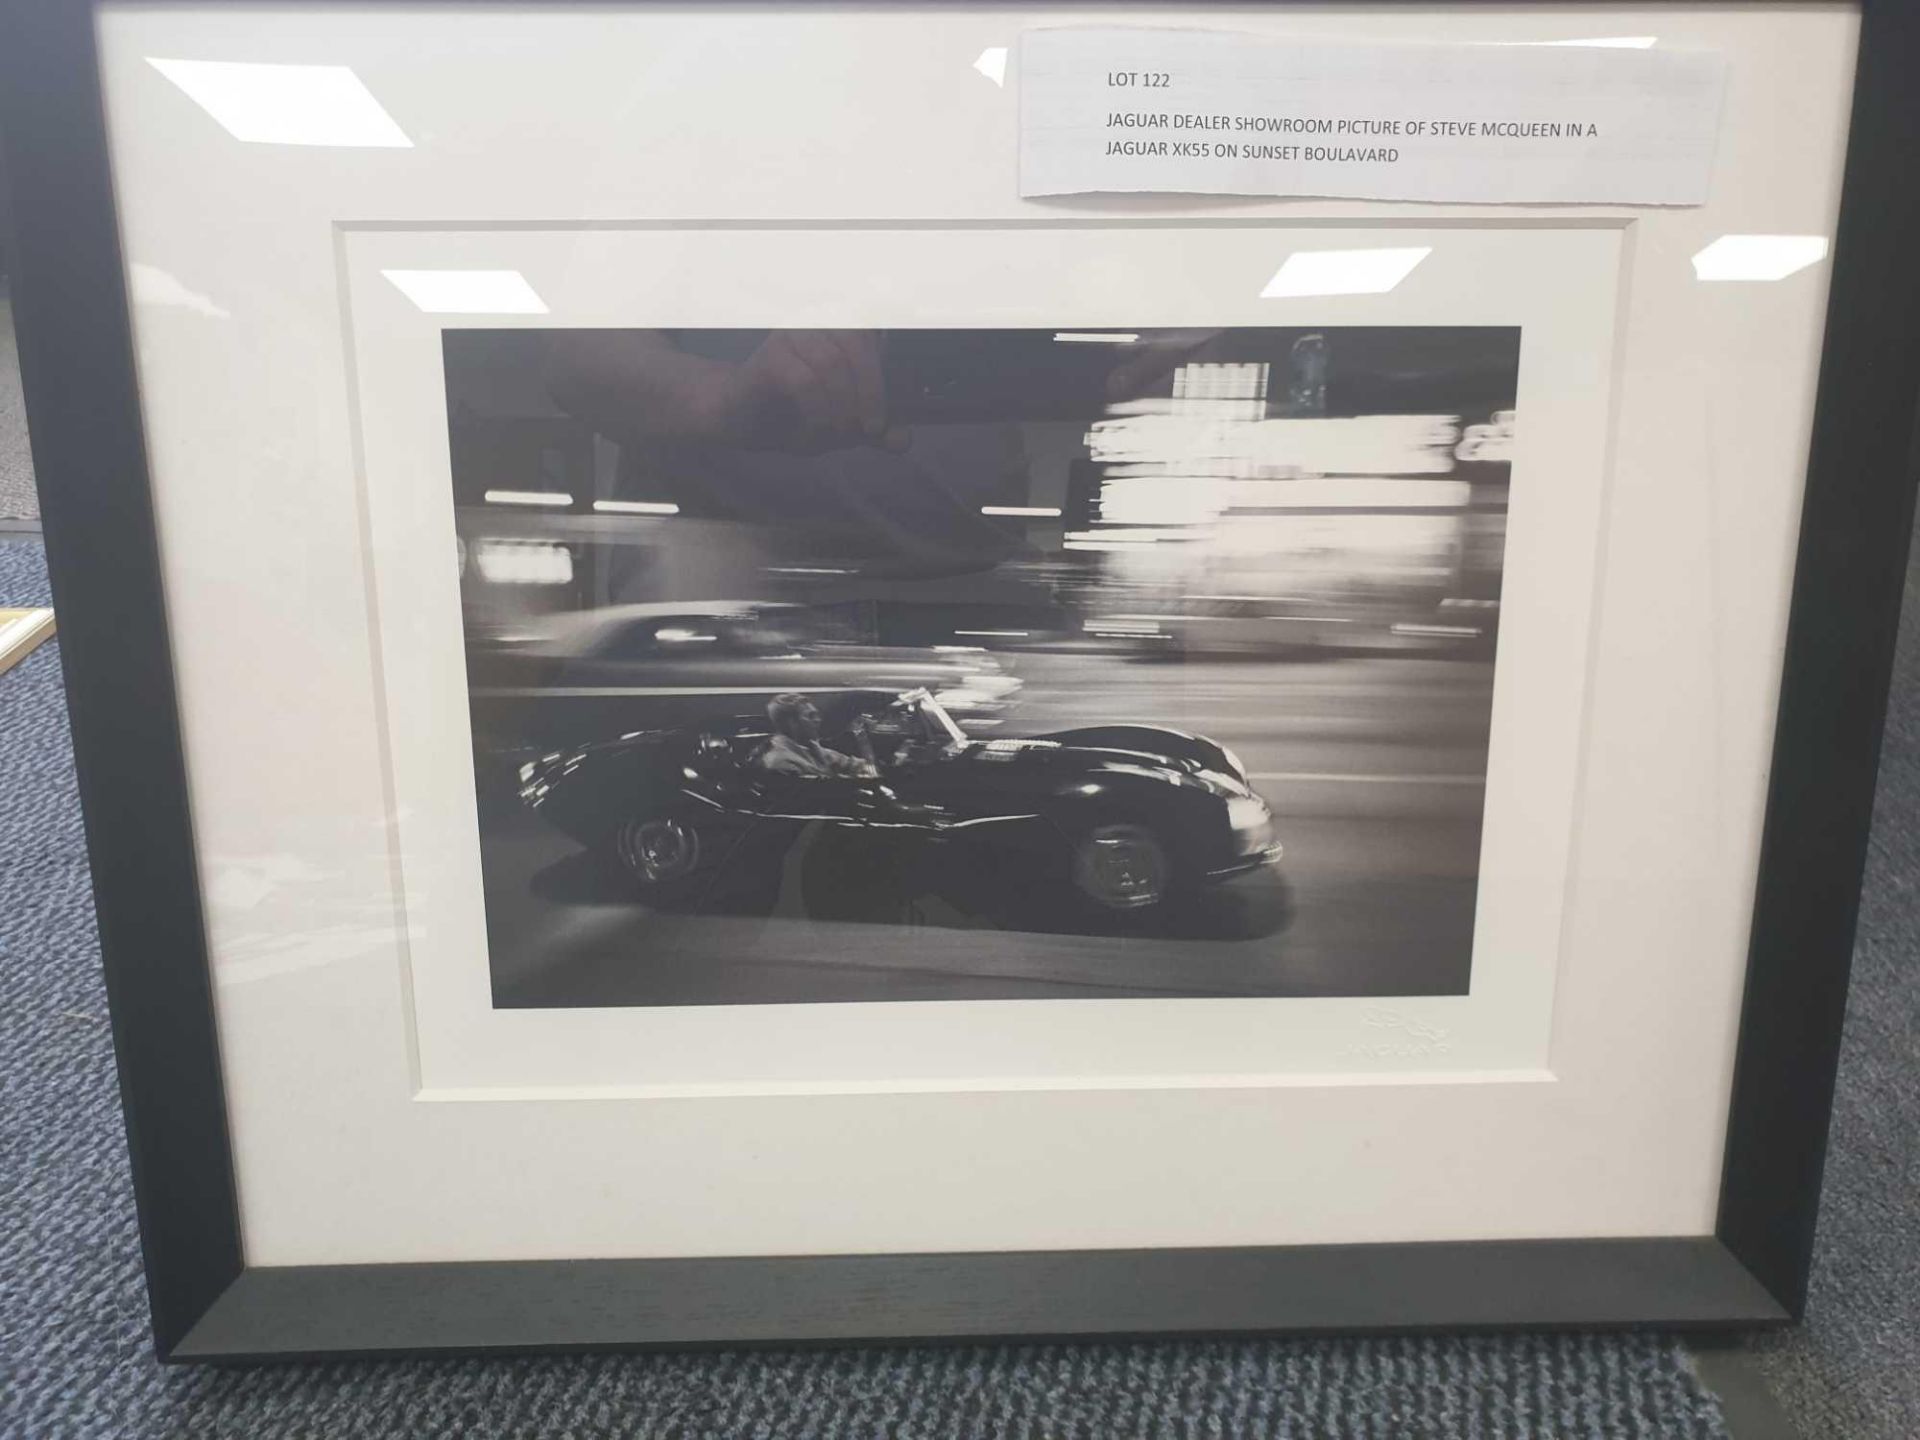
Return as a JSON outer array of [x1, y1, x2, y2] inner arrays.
[[847, 713, 880, 770], [824, 749, 879, 780]]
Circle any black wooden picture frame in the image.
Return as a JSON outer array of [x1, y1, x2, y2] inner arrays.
[[1, 0, 1915, 1362]]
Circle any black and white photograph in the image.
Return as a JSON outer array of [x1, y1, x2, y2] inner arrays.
[[447, 325, 1518, 1007]]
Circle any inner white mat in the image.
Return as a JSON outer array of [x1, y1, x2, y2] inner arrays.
[[343, 223, 1616, 1097]]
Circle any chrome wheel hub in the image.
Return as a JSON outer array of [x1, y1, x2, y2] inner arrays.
[[620, 818, 699, 884], [1073, 825, 1169, 911]]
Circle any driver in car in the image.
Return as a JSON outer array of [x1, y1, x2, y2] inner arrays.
[[760, 693, 879, 780]]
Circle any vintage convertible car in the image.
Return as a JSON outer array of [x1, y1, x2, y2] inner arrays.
[[517, 688, 1281, 917]]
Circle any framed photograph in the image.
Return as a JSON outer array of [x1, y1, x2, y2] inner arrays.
[[2, 0, 1915, 1360]]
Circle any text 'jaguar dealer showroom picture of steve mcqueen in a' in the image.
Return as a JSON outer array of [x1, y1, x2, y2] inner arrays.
[[446, 324, 1517, 1009]]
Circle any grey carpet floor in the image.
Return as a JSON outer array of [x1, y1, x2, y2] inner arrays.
[[0, 534, 1741, 1438]]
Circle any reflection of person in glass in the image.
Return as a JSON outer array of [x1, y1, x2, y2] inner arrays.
[[1286, 332, 1330, 417], [759, 692, 877, 780], [547, 330, 1022, 599], [544, 328, 1220, 604]]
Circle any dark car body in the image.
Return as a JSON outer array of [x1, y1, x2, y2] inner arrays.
[[518, 689, 1281, 919]]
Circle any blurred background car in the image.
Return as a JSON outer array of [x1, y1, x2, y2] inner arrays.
[[467, 599, 1020, 751]]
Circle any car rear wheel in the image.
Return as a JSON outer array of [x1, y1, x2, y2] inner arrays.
[[614, 816, 702, 899], [1069, 822, 1172, 913]]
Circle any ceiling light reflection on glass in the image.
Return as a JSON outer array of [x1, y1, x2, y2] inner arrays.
[[383, 270, 549, 315], [1261, 247, 1432, 300], [1493, 36, 1657, 49], [1543, 36, 1657, 48], [146, 58, 412, 147], [1690, 235, 1830, 282], [128, 263, 229, 319]]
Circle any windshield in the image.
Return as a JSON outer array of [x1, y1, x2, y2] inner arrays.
[[911, 688, 968, 747]]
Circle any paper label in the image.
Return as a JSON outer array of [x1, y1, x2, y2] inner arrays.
[[1020, 28, 1726, 205]]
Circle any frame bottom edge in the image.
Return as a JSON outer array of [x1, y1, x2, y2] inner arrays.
[[168, 1235, 1789, 1362]]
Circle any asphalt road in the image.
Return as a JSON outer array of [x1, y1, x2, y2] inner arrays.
[[482, 654, 1490, 1007]]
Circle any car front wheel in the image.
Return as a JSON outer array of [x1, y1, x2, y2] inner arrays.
[[1069, 822, 1173, 913], [614, 816, 703, 901]]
